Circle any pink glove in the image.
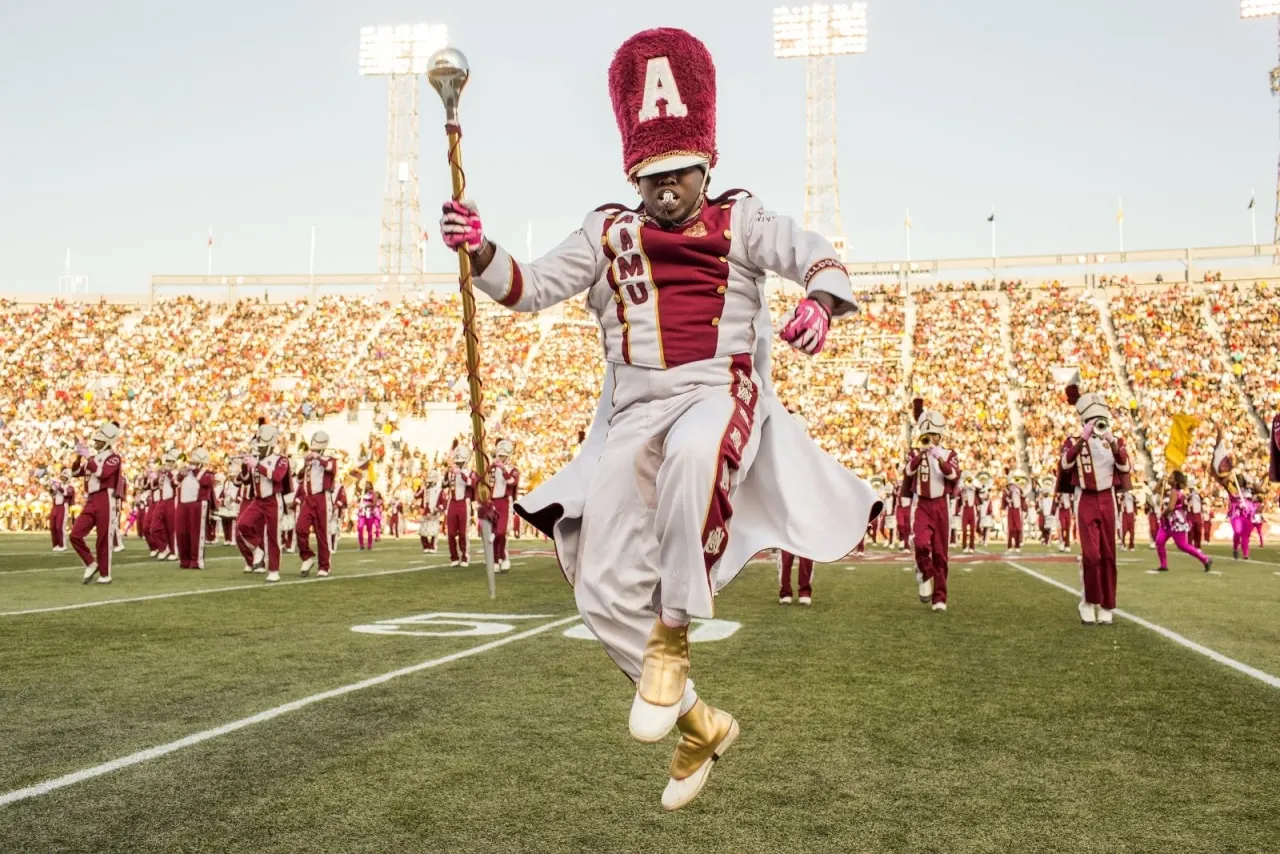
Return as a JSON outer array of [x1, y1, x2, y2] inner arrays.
[[779, 298, 831, 355], [440, 200, 485, 253], [75, 443, 91, 457], [1081, 422, 1094, 441], [928, 446, 945, 461]]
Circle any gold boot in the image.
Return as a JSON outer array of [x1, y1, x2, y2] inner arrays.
[[661, 699, 739, 811], [628, 618, 690, 743]]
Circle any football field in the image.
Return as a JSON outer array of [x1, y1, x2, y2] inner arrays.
[[1, 532, 1279, 853]]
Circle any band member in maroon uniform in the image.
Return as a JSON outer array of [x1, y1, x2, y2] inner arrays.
[[487, 439, 520, 572], [1053, 490, 1074, 552], [958, 474, 978, 554], [175, 447, 214, 569], [1036, 478, 1055, 546], [777, 550, 813, 605], [236, 422, 291, 582], [1186, 477, 1205, 551], [415, 470, 443, 553], [48, 469, 74, 551], [296, 430, 338, 578], [1118, 488, 1137, 551], [1059, 386, 1131, 625], [904, 410, 961, 612], [444, 446, 478, 566], [894, 477, 913, 552], [69, 422, 123, 584], [1002, 473, 1028, 554], [151, 448, 180, 561]]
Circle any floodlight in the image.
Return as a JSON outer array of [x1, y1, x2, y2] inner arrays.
[[359, 23, 449, 76], [773, 4, 867, 59], [1242, 0, 1280, 19]]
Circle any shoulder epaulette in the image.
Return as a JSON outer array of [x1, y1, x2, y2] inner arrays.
[[707, 188, 753, 206]]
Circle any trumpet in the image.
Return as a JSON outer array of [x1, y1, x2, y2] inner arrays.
[[1093, 417, 1110, 433], [918, 434, 932, 447]]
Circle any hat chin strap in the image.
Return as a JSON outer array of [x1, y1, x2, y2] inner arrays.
[[645, 169, 711, 227]]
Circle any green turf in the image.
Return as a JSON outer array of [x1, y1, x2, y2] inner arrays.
[[1, 535, 1278, 853]]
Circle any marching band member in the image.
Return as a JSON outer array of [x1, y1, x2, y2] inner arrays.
[[48, 468, 74, 552], [1002, 472, 1028, 554], [958, 474, 978, 555], [1210, 431, 1254, 560], [296, 430, 337, 577], [777, 550, 814, 605], [1186, 476, 1205, 551], [867, 476, 887, 548], [486, 439, 520, 572], [1118, 487, 1137, 551], [977, 472, 996, 547], [895, 475, 913, 552], [216, 472, 239, 545], [440, 27, 880, 811], [416, 470, 443, 554], [904, 409, 961, 612], [175, 448, 214, 570], [1053, 488, 1075, 552], [1153, 470, 1213, 573], [69, 422, 123, 584], [1058, 383, 1131, 625], [1037, 477, 1056, 547], [331, 479, 349, 554], [444, 446, 477, 566], [235, 422, 290, 582], [151, 449, 180, 561], [356, 483, 378, 551]]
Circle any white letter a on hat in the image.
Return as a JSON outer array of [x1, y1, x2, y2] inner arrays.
[[638, 56, 688, 122]]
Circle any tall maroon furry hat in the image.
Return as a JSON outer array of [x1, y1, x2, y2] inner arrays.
[[608, 28, 718, 179]]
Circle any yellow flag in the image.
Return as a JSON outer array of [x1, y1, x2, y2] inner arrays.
[[1164, 413, 1201, 471]]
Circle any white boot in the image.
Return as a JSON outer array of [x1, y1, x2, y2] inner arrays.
[[266, 570, 280, 583], [244, 564, 255, 573], [1096, 607, 1114, 625], [81, 563, 98, 584], [252, 547, 265, 567], [1078, 600, 1097, 625], [300, 558, 315, 577], [166, 553, 178, 562], [917, 577, 933, 603], [317, 568, 330, 578], [798, 595, 812, 606], [778, 595, 792, 605], [931, 601, 947, 613], [96, 575, 113, 584]]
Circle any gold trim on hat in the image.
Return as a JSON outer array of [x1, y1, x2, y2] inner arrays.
[[628, 150, 713, 179]]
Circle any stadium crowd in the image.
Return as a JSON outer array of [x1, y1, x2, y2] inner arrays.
[[1, 278, 1277, 530]]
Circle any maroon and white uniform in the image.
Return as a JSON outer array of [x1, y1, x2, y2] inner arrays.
[[175, 465, 215, 569], [444, 464, 478, 563], [296, 453, 337, 574], [1002, 483, 1027, 550], [486, 461, 520, 563], [904, 445, 961, 606], [236, 452, 290, 572], [1053, 492, 1074, 548], [49, 477, 74, 549], [218, 478, 239, 543], [1060, 433, 1131, 612], [1187, 488, 1204, 550], [70, 449, 122, 577], [1118, 490, 1137, 550], [958, 483, 978, 552], [149, 467, 178, 557], [415, 480, 443, 552]]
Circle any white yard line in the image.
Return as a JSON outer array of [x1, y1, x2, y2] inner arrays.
[[1005, 560, 1280, 690], [0, 554, 246, 577], [0, 614, 580, 807], [0, 562, 453, 617]]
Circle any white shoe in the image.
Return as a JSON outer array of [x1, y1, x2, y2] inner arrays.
[[798, 596, 812, 606], [501, 558, 511, 571], [299, 558, 315, 577], [266, 570, 280, 583], [1078, 600, 1097, 625], [252, 547, 265, 567], [1096, 608, 1114, 625], [931, 602, 947, 612], [166, 554, 178, 562], [1014, 548, 1022, 554], [1059, 545, 1067, 552], [113, 545, 125, 553], [450, 560, 460, 567], [96, 575, 113, 584], [52, 546, 65, 552], [918, 578, 933, 603], [423, 548, 430, 554], [317, 569, 330, 578], [156, 550, 169, 561], [82, 563, 98, 584], [253, 567, 266, 574], [779, 595, 792, 605], [244, 564, 255, 573], [149, 550, 158, 558], [661, 704, 739, 812]]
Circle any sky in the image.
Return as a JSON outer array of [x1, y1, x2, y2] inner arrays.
[[1, 0, 1278, 295]]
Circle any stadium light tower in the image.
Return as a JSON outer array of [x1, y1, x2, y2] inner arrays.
[[1241, 0, 1280, 244], [773, 3, 868, 262], [360, 23, 450, 275]]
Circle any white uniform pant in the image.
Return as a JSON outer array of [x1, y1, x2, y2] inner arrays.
[[575, 356, 761, 681]]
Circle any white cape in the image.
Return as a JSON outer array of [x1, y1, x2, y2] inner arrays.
[[515, 307, 884, 589]]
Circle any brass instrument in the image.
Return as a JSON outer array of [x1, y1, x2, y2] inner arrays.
[[1093, 416, 1110, 434], [918, 434, 932, 447]]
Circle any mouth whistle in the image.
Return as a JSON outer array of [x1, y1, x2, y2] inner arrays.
[[659, 190, 676, 206]]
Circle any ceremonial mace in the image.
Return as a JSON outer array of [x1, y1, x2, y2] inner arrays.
[[428, 47, 496, 599]]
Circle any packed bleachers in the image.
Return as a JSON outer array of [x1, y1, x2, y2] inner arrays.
[[2, 279, 1277, 529]]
